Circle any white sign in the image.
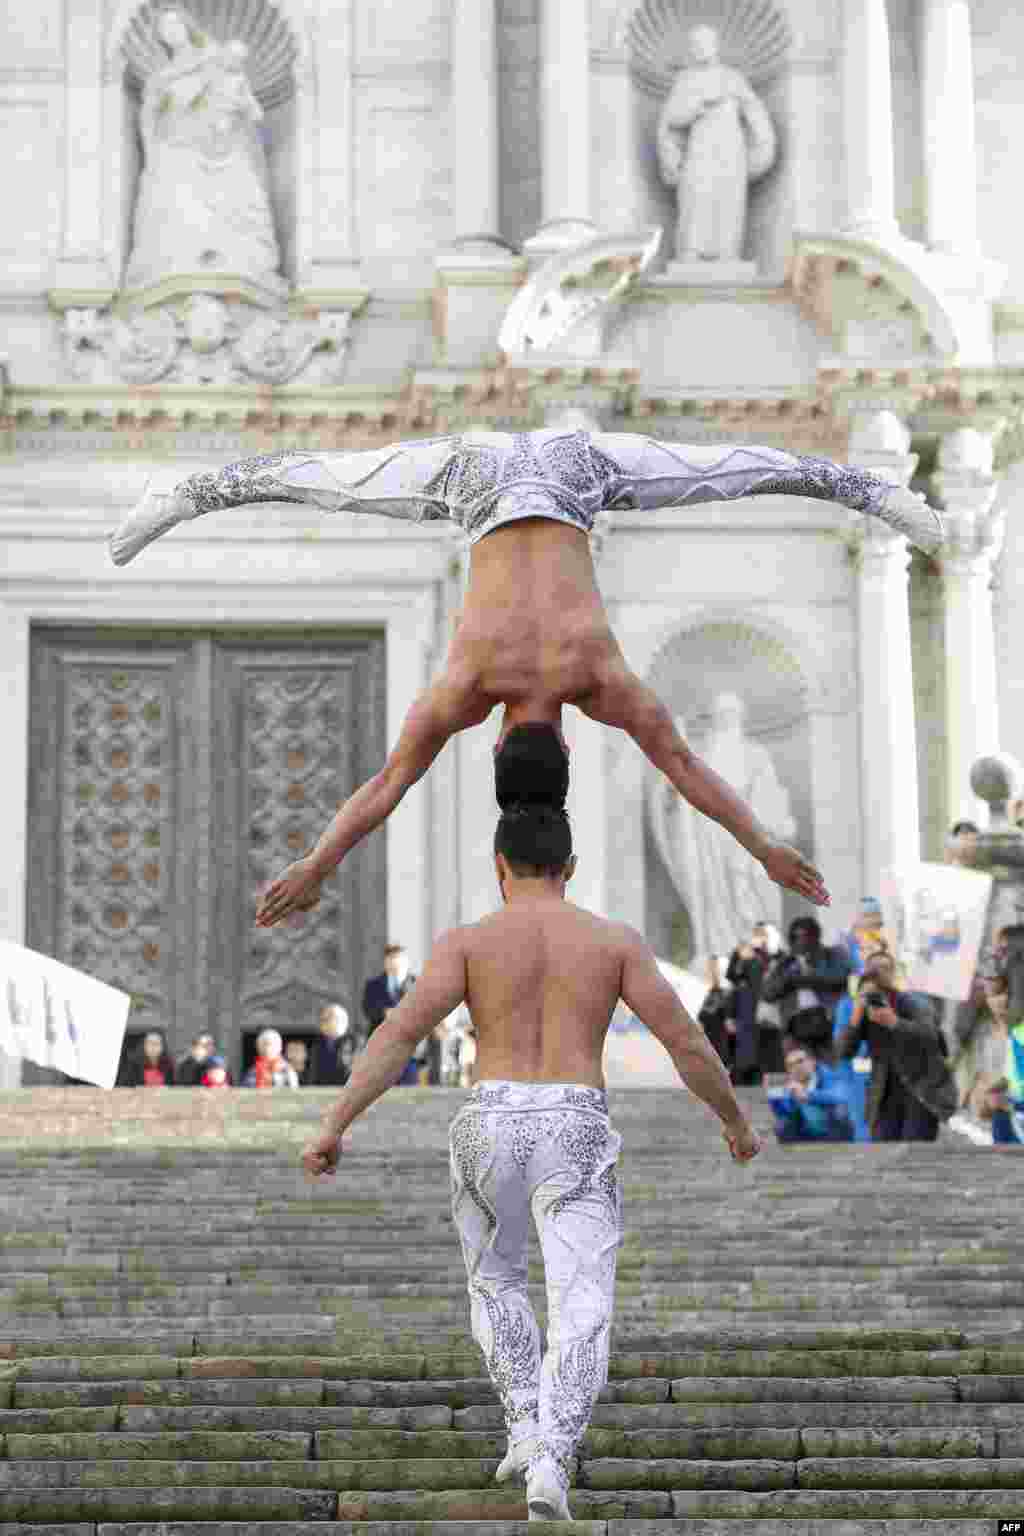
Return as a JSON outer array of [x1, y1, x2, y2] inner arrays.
[[879, 862, 994, 1002], [0, 941, 132, 1089]]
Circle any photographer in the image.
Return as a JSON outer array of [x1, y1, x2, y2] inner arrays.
[[726, 922, 771, 1086], [767, 1039, 854, 1143], [835, 949, 957, 1141], [761, 916, 851, 1061]]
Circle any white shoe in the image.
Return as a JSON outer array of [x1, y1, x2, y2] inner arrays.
[[108, 480, 193, 566], [495, 1432, 541, 1485], [526, 1454, 571, 1521], [875, 483, 945, 556]]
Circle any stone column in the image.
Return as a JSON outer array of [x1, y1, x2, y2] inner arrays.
[[847, 412, 921, 892], [528, 0, 596, 252], [839, 0, 898, 242], [933, 428, 1005, 827], [919, 0, 979, 256], [452, 0, 500, 241]]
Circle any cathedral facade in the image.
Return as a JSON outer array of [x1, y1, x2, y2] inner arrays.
[[1, 0, 1023, 1085]]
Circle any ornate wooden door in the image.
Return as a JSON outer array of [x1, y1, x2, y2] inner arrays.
[[26, 627, 386, 1080]]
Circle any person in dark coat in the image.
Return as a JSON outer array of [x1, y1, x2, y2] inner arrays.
[[761, 915, 851, 1060], [697, 954, 734, 1071], [726, 921, 771, 1085], [308, 1003, 361, 1087], [362, 943, 420, 1086], [835, 949, 958, 1140]]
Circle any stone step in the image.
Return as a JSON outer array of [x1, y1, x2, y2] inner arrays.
[[2, 1085, 1023, 1532]]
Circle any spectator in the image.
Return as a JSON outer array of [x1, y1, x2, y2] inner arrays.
[[198, 1054, 231, 1088], [832, 898, 892, 1142], [241, 1028, 300, 1088], [697, 954, 734, 1071], [175, 1033, 216, 1086], [945, 819, 980, 867], [981, 1078, 1024, 1145], [761, 915, 851, 1061], [363, 942, 420, 1087], [309, 1003, 361, 1087], [766, 1038, 855, 1142], [835, 950, 958, 1141], [118, 1029, 176, 1086], [726, 922, 771, 1086], [285, 1038, 309, 1084], [956, 975, 1011, 1125]]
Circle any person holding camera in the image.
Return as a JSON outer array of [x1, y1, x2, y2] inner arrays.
[[761, 915, 851, 1061], [726, 922, 772, 1085], [766, 1039, 855, 1143], [835, 949, 957, 1141]]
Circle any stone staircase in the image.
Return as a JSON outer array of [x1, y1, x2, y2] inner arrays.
[[1, 1082, 1023, 1534]]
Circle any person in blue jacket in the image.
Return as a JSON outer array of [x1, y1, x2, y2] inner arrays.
[[767, 1039, 855, 1142], [985, 1079, 1024, 1145]]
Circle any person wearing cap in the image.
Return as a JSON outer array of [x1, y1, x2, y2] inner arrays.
[[832, 898, 891, 1141]]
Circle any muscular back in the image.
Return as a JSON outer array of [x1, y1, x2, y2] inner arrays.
[[464, 900, 626, 1089]]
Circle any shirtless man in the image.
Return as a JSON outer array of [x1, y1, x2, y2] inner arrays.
[[299, 798, 760, 1518], [107, 429, 943, 922]]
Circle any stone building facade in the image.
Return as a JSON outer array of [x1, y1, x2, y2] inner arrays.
[[1, 0, 1023, 1084]]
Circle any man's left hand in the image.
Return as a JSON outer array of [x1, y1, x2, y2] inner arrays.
[[302, 1128, 344, 1181], [867, 1003, 898, 1028], [256, 858, 323, 927], [760, 842, 831, 906]]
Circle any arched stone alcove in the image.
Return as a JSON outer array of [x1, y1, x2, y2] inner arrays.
[[105, 0, 312, 289], [641, 609, 817, 967]]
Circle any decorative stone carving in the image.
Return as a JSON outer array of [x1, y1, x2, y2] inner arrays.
[[932, 427, 1004, 564], [60, 291, 353, 388], [646, 690, 797, 961], [498, 227, 661, 359], [123, 7, 284, 296], [654, 24, 776, 268]]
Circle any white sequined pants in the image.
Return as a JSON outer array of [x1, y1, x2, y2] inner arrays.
[[448, 1079, 625, 1491]]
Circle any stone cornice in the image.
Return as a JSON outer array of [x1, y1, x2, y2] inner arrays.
[[3, 361, 1024, 460]]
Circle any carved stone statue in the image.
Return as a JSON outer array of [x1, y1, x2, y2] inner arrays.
[[646, 691, 796, 962], [656, 24, 777, 264], [124, 7, 282, 292]]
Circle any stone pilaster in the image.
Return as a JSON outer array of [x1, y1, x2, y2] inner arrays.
[[933, 428, 1006, 826], [839, 0, 899, 242], [846, 411, 921, 891]]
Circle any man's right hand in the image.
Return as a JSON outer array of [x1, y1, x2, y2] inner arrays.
[[722, 1118, 761, 1163]]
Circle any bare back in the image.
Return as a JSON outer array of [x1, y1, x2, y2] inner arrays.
[[464, 899, 626, 1088], [452, 519, 621, 710]]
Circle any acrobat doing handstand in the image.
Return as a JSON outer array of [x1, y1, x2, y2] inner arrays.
[[108, 428, 944, 924]]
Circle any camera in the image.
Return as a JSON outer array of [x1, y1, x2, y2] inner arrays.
[[861, 991, 888, 1011]]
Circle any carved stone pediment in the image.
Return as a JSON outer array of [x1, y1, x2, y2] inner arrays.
[[498, 228, 662, 361], [790, 234, 959, 364], [58, 279, 354, 389]]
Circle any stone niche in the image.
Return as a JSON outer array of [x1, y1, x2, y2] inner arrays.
[[622, 0, 794, 282], [49, 0, 363, 391], [641, 615, 813, 967]]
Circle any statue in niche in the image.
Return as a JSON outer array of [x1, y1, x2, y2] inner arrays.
[[656, 24, 777, 263], [646, 691, 796, 962], [124, 7, 282, 292]]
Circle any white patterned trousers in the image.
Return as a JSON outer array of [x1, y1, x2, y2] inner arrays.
[[448, 1079, 625, 1492]]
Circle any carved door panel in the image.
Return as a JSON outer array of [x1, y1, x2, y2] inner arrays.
[[26, 627, 386, 1080]]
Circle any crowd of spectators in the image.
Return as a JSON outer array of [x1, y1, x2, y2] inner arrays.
[[113, 820, 1024, 1150], [115, 941, 478, 1094]]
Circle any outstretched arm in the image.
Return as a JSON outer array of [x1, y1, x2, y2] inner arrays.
[[255, 664, 487, 927], [580, 661, 831, 907]]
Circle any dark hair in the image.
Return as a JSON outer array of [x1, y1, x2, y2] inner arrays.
[[951, 820, 979, 837], [788, 915, 821, 945], [494, 723, 569, 813], [494, 803, 573, 878], [384, 943, 405, 956]]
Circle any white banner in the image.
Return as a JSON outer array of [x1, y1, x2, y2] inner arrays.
[[0, 941, 132, 1089], [879, 862, 994, 1002]]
